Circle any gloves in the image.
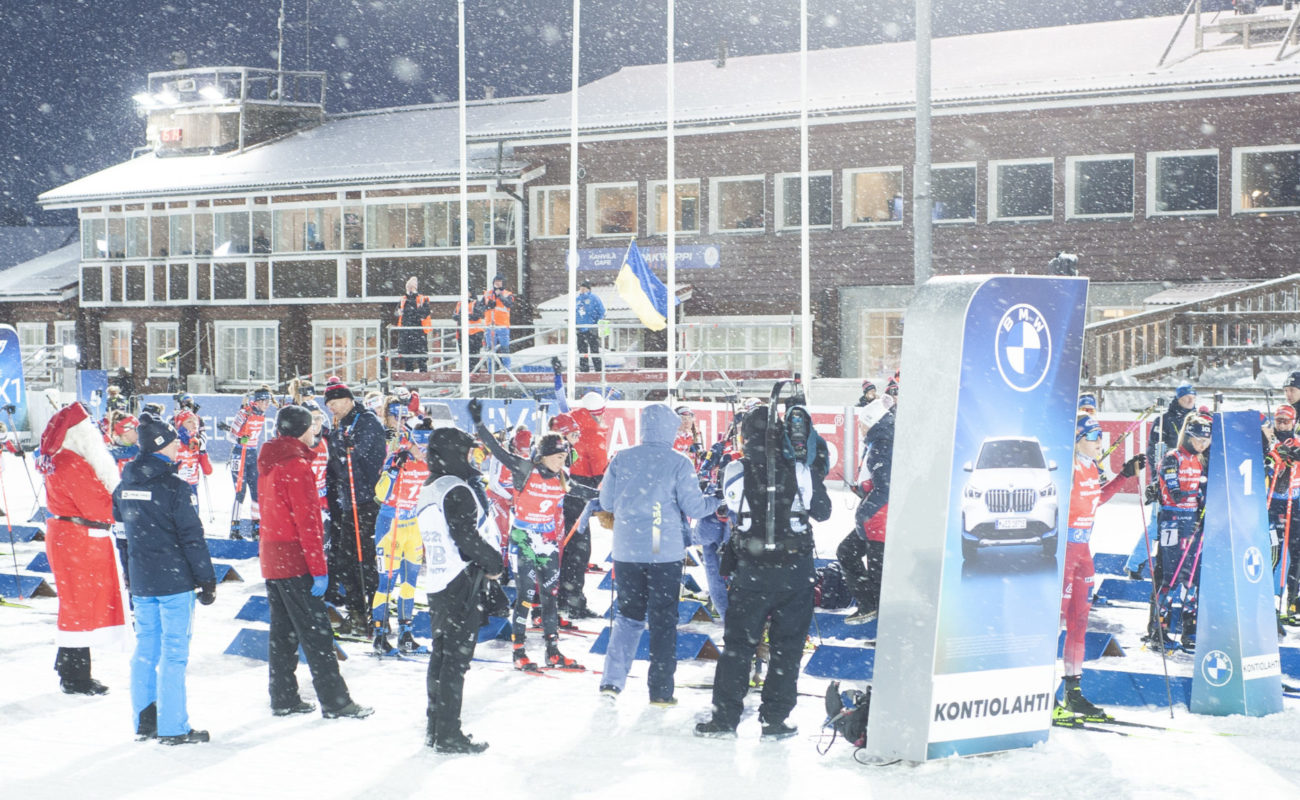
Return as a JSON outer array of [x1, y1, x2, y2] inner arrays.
[[1120, 453, 1146, 478], [385, 427, 397, 442], [551, 356, 563, 376], [1144, 483, 1160, 504], [197, 582, 216, 606], [238, 436, 250, 446], [1281, 442, 1300, 462], [310, 575, 329, 597], [468, 398, 483, 425], [594, 510, 616, 529]]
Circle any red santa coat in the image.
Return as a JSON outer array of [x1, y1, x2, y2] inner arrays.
[[39, 403, 128, 648]]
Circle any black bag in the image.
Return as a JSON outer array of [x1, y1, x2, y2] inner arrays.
[[814, 561, 853, 609], [824, 681, 871, 749]]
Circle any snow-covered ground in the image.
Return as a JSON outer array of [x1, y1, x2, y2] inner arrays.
[[2, 451, 1299, 799]]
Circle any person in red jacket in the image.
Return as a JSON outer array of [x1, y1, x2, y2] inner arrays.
[[558, 392, 610, 616], [258, 406, 372, 720]]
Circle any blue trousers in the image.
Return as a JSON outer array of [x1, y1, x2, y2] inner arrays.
[[602, 560, 683, 701], [692, 515, 730, 621], [487, 327, 511, 367], [131, 590, 195, 737]]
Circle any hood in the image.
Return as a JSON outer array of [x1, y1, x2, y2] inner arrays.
[[260, 435, 312, 471], [428, 427, 478, 481], [640, 404, 679, 446]]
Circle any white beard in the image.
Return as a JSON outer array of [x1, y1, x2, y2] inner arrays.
[[59, 418, 120, 493]]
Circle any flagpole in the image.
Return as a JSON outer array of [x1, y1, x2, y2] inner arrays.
[[458, 0, 470, 400], [799, 0, 812, 394], [665, 0, 677, 398], [566, 0, 581, 404]]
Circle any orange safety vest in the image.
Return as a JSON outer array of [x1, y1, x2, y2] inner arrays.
[[480, 288, 513, 328], [454, 300, 485, 336], [399, 294, 433, 334]]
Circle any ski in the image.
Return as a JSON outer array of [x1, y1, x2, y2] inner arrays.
[[0, 597, 33, 609], [1056, 709, 1239, 737], [675, 681, 823, 699]]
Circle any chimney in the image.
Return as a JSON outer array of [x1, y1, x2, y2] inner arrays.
[[715, 39, 728, 68], [484, 85, 496, 100]]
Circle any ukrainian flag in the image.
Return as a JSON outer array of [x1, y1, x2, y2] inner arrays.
[[614, 240, 670, 331]]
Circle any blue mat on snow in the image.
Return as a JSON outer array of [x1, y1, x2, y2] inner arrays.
[[1093, 553, 1135, 576], [1056, 630, 1125, 660], [0, 573, 55, 598], [1280, 646, 1300, 678], [587, 627, 720, 660], [212, 563, 243, 583], [1096, 578, 1153, 603], [1075, 668, 1193, 708], [810, 612, 877, 641], [803, 644, 875, 681], [223, 628, 313, 664], [26, 552, 50, 573], [205, 538, 259, 560], [410, 610, 512, 643], [2, 525, 43, 543]]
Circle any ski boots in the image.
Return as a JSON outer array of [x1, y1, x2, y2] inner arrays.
[[513, 645, 541, 673], [545, 641, 583, 670], [398, 629, 428, 655], [373, 626, 398, 657], [229, 519, 244, 540], [1060, 675, 1109, 720], [250, 519, 260, 541]]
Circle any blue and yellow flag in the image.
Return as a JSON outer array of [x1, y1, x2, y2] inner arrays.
[[614, 241, 670, 331]]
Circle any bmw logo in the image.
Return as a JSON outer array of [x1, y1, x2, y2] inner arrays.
[[1201, 650, 1233, 688], [995, 303, 1052, 393], [1243, 546, 1265, 584]]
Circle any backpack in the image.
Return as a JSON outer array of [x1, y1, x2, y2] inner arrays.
[[822, 681, 871, 750], [814, 561, 853, 609]]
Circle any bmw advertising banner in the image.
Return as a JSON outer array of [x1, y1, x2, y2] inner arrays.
[[867, 275, 1087, 762], [1190, 411, 1282, 716], [0, 325, 29, 433]]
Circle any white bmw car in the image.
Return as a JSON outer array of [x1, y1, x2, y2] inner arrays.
[[959, 436, 1059, 560]]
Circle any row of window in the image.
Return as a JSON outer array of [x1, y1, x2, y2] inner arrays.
[[80, 198, 517, 261], [530, 145, 1300, 237]]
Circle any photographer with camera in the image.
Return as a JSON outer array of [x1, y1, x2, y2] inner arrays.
[[479, 274, 515, 368], [395, 276, 433, 372]]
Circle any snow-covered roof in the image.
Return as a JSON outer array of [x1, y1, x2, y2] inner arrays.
[[0, 241, 81, 301], [1142, 281, 1259, 306], [479, 14, 1300, 137], [39, 98, 544, 207], [0, 226, 77, 270]]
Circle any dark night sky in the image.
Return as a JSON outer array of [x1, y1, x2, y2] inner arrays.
[[1, 0, 1194, 225]]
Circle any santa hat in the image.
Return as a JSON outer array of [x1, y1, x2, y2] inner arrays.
[[38, 403, 120, 492]]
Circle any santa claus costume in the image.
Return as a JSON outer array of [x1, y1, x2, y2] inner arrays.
[[37, 402, 128, 694]]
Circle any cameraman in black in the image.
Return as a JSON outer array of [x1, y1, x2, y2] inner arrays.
[[694, 404, 831, 740]]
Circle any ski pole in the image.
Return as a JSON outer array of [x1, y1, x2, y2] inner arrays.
[[1100, 399, 1162, 460], [2, 406, 44, 515], [201, 469, 214, 523], [230, 442, 248, 537], [1137, 457, 1175, 718], [1280, 489, 1295, 616], [345, 449, 369, 623]]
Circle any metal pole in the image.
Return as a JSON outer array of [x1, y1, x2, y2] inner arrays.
[[566, 0, 581, 404], [799, 0, 813, 389], [667, 0, 677, 394], [913, 0, 933, 287], [458, 0, 471, 399]]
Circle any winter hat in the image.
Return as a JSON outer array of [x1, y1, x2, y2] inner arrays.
[[112, 414, 139, 438], [251, 387, 272, 403], [535, 433, 567, 458], [885, 371, 900, 397], [580, 280, 592, 289], [492, 274, 506, 286], [550, 413, 579, 435], [137, 412, 179, 455], [324, 381, 354, 403], [861, 380, 876, 394], [1184, 415, 1212, 440], [1077, 394, 1097, 412], [512, 428, 533, 452], [407, 418, 434, 448], [1175, 383, 1197, 400], [1076, 416, 1103, 443], [1286, 371, 1300, 391], [580, 391, 606, 414], [39, 402, 92, 467], [1275, 405, 1297, 423], [275, 405, 313, 438], [740, 404, 770, 456], [426, 427, 476, 478]]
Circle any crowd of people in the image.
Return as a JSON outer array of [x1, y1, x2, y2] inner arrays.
[[29, 365, 1300, 753]]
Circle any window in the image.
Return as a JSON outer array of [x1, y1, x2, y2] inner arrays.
[[101, 321, 132, 372], [1066, 155, 1134, 218], [990, 159, 1054, 221], [530, 186, 571, 238], [859, 309, 905, 377], [194, 212, 214, 255], [844, 168, 904, 226], [493, 201, 517, 245], [146, 323, 179, 378], [681, 317, 799, 370], [775, 172, 833, 229], [343, 207, 363, 250], [16, 323, 47, 363], [82, 218, 107, 259], [215, 322, 278, 386], [170, 214, 193, 256], [1148, 150, 1218, 216], [313, 321, 380, 384], [150, 216, 169, 258], [212, 262, 248, 301], [125, 217, 148, 258], [272, 260, 339, 299], [931, 164, 978, 222], [168, 263, 190, 301], [648, 180, 701, 235], [366, 203, 411, 249], [1234, 145, 1300, 213], [588, 183, 638, 237], [273, 207, 341, 253], [106, 218, 125, 258], [710, 176, 765, 232], [81, 265, 104, 303], [54, 321, 76, 351], [214, 210, 250, 255], [125, 264, 147, 302]]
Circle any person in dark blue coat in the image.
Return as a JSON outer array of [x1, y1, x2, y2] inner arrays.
[[323, 380, 388, 635], [113, 413, 216, 745], [574, 281, 606, 372]]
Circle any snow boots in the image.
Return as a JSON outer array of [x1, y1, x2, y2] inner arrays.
[[159, 729, 210, 746], [432, 731, 489, 755], [693, 718, 738, 739], [55, 647, 108, 696], [322, 702, 374, 719], [135, 702, 157, 740], [760, 720, 798, 741], [1060, 675, 1108, 719]]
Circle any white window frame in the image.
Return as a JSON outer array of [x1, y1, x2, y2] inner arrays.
[[709, 175, 767, 234], [311, 320, 381, 385], [16, 323, 48, 365], [213, 320, 278, 388], [680, 315, 798, 370], [930, 162, 978, 224], [1146, 149, 1219, 218], [774, 171, 833, 231], [988, 158, 1055, 222], [1232, 144, 1300, 214], [858, 308, 906, 378], [54, 321, 76, 351], [529, 185, 572, 239], [585, 182, 639, 238], [145, 322, 180, 378], [100, 321, 133, 373], [842, 166, 905, 228], [646, 179, 702, 236], [1065, 154, 1134, 219]]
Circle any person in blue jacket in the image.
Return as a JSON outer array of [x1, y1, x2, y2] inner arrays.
[[597, 404, 719, 705], [574, 281, 606, 373], [113, 413, 217, 745]]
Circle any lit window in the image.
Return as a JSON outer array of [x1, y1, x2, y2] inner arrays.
[[648, 180, 701, 235], [146, 323, 179, 378], [710, 176, 765, 233], [530, 187, 571, 238], [101, 321, 132, 372], [1234, 146, 1300, 213], [844, 168, 904, 226], [588, 183, 638, 237], [860, 310, 905, 377], [313, 321, 380, 384]]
